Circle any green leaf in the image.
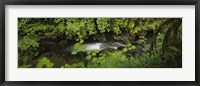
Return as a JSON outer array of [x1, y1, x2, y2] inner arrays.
[[76, 38, 79, 41], [80, 44, 87, 51], [131, 45, 136, 50], [74, 43, 81, 49], [86, 55, 92, 60], [64, 64, 70, 68], [36, 57, 54, 68], [92, 52, 96, 56], [92, 57, 97, 62], [127, 44, 132, 47], [79, 39, 84, 43], [123, 48, 128, 52], [71, 50, 77, 55]]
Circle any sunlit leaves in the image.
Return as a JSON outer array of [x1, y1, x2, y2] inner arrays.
[[36, 57, 54, 68], [71, 50, 78, 55], [97, 18, 110, 33], [18, 18, 31, 29], [18, 18, 181, 68], [18, 36, 39, 51], [86, 50, 100, 61], [86, 55, 92, 60], [80, 45, 87, 51], [79, 39, 84, 43], [113, 26, 121, 35], [74, 43, 81, 49], [87, 51, 129, 68], [61, 64, 70, 68], [122, 44, 136, 52], [123, 48, 128, 52], [71, 42, 87, 55]]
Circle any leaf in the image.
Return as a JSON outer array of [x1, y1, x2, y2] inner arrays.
[[123, 48, 128, 52], [87, 51, 91, 55], [76, 38, 79, 41], [86, 55, 92, 60], [80, 44, 87, 51], [79, 39, 84, 43], [36, 57, 53, 68], [74, 43, 81, 49], [131, 45, 136, 50], [71, 50, 77, 55], [127, 44, 132, 47], [92, 52, 96, 56], [92, 57, 97, 62], [64, 64, 70, 68]]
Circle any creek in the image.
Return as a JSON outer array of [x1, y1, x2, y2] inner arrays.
[[30, 38, 144, 68]]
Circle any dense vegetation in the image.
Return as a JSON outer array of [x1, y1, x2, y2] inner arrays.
[[18, 18, 182, 68]]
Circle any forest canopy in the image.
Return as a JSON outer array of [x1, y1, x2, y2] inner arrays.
[[18, 18, 182, 68]]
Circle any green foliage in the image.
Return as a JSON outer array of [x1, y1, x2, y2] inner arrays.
[[86, 55, 92, 60], [71, 43, 87, 55], [87, 51, 130, 68], [86, 50, 100, 60], [71, 50, 78, 55], [122, 44, 136, 52], [19, 64, 32, 68], [18, 18, 182, 68], [61, 64, 70, 68], [36, 57, 54, 68], [18, 56, 32, 68], [168, 46, 181, 53], [61, 62, 85, 68], [18, 36, 39, 51]]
